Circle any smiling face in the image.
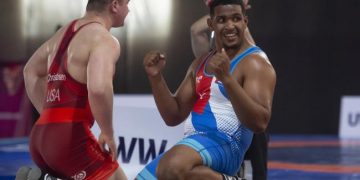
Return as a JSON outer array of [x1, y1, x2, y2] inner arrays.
[[208, 4, 247, 50]]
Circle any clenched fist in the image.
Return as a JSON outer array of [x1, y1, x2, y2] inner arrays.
[[207, 48, 231, 82], [143, 51, 166, 77]]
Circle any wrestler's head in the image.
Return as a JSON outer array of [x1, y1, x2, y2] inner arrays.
[[207, 0, 248, 50], [87, 0, 130, 27], [208, 0, 246, 15]]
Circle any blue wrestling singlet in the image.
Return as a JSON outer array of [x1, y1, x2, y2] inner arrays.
[[137, 46, 265, 179]]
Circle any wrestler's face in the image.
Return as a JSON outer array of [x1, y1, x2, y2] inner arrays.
[[112, 0, 130, 27], [208, 4, 247, 50]]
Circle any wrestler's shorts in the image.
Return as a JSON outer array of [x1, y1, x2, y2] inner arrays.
[[137, 131, 251, 180], [29, 122, 118, 179]]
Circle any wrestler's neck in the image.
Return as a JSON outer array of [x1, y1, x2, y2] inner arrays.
[[82, 11, 113, 31], [217, 40, 253, 60]]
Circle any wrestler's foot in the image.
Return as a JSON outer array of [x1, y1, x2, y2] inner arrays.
[[222, 174, 246, 180], [237, 162, 245, 178], [15, 166, 31, 180], [44, 173, 59, 180], [27, 167, 42, 180]]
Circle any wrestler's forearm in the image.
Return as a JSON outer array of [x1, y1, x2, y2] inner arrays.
[[245, 27, 256, 45], [222, 77, 270, 133], [88, 85, 114, 136], [23, 70, 46, 113], [191, 15, 211, 58], [148, 74, 185, 126]]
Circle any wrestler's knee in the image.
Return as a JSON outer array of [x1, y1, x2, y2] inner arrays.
[[185, 167, 201, 180], [156, 157, 187, 179], [108, 167, 127, 180], [184, 166, 220, 180]]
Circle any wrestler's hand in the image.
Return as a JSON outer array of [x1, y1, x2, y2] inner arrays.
[[207, 48, 231, 82], [98, 132, 117, 161], [243, 0, 251, 10], [143, 51, 166, 77]]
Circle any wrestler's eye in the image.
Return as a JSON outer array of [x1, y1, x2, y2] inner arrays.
[[233, 16, 241, 22], [216, 17, 225, 23]]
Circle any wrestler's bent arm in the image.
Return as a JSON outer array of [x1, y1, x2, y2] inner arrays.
[[209, 50, 276, 133], [24, 41, 50, 113], [144, 51, 198, 126], [224, 55, 276, 133], [190, 15, 211, 58]]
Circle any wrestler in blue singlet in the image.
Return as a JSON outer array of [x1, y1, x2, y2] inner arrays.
[[137, 46, 264, 179]]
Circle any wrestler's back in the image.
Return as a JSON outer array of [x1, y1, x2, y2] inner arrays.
[[47, 20, 108, 84], [29, 20, 120, 179]]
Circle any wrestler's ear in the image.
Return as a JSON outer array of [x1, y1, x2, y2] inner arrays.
[[207, 17, 214, 31], [244, 15, 248, 26], [110, 0, 119, 13]]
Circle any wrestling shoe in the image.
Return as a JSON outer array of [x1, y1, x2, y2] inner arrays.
[[44, 173, 59, 180], [15, 166, 31, 180], [222, 173, 246, 180], [27, 167, 42, 180]]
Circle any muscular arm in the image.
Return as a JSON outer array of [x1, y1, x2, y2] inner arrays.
[[209, 50, 276, 133], [145, 52, 198, 126], [223, 55, 276, 133], [87, 34, 120, 137], [23, 41, 49, 113], [244, 28, 255, 46], [190, 15, 211, 58]]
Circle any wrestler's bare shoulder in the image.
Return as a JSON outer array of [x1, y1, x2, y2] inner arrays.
[[74, 23, 118, 47], [241, 52, 274, 71]]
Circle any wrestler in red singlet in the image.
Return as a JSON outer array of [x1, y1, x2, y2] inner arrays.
[[29, 20, 118, 180]]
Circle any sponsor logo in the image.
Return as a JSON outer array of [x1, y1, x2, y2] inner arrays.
[[196, 75, 203, 84], [48, 73, 66, 82], [46, 88, 60, 102], [348, 113, 360, 127], [118, 137, 167, 165], [199, 92, 207, 100], [72, 171, 86, 180]]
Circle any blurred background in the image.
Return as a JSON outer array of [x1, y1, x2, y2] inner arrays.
[[1, 0, 360, 179], [1, 0, 359, 138]]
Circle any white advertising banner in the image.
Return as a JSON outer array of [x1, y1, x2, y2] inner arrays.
[[339, 96, 360, 139], [91, 95, 184, 179]]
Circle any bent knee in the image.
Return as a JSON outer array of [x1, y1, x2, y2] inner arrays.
[[156, 158, 188, 179], [184, 166, 220, 180]]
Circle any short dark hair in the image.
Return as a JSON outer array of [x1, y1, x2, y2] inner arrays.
[[87, 0, 129, 12], [86, 0, 112, 11], [209, 0, 245, 17]]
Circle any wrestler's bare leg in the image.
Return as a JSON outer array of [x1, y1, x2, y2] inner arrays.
[[108, 167, 127, 180], [156, 145, 223, 180]]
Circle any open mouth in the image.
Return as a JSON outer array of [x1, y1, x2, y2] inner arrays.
[[224, 32, 238, 41]]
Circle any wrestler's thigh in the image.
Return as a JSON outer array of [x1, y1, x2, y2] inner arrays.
[[108, 167, 128, 180], [158, 144, 203, 171]]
